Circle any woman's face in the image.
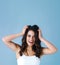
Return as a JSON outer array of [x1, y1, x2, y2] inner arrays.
[[26, 30, 35, 46]]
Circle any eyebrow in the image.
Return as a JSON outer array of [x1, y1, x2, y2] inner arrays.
[[27, 34, 35, 37]]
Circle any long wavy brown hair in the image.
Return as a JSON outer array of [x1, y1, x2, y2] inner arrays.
[[19, 25, 43, 58]]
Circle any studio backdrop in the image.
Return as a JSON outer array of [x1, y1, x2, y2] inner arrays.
[[0, 0, 59, 65]]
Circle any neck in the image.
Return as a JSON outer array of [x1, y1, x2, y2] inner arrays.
[[27, 46, 32, 51]]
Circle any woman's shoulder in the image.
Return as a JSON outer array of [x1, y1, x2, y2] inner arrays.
[[16, 44, 21, 58], [16, 44, 21, 53]]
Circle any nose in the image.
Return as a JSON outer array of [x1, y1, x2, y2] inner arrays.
[[30, 37, 33, 41]]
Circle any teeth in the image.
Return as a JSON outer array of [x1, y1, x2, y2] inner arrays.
[[29, 41, 33, 43], [30, 42, 32, 43]]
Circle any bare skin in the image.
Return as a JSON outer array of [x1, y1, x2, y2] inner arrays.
[[2, 26, 57, 59]]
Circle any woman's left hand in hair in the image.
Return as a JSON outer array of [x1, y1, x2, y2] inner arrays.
[[38, 29, 43, 40]]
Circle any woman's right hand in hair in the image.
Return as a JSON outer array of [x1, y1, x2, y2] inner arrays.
[[21, 26, 28, 35]]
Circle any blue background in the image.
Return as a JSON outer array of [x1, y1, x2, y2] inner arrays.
[[0, 0, 59, 65]]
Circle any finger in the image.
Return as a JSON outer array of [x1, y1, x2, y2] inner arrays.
[[24, 25, 28, 28]]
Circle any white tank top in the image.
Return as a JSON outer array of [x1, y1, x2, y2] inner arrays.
[[17, 54, 40, 65]]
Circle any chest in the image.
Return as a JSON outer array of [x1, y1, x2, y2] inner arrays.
[[17, 55, 40, 65]]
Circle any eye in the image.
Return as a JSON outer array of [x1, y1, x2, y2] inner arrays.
[[28, 35, 31, 37]]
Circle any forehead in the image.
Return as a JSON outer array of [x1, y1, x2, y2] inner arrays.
[[27, 30, 35, 35]]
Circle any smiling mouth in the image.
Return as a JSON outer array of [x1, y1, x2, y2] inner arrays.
[[28, 41, 34, 44]]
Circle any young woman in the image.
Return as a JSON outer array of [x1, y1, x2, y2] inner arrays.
[[2, 25, 57, 65]]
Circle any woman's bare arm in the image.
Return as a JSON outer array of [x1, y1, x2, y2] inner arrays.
[[38, 29, 57, 55], [2, 33, 23, 52], [41, 37, 57, 55]]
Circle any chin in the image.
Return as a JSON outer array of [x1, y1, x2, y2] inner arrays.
[[27, 43, 34, 46]]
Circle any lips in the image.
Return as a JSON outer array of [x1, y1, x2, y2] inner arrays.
[[28, 41, 33, 44]]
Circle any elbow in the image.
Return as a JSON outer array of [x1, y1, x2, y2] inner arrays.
[[54, 48, 57, 53], [52, 48, 57, 54], [2, 37, 8, 43], [2, 37, 6, 42]]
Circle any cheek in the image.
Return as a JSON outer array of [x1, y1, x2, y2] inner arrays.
[[33, 38, 35, 41], [26, 37, 29, 40]]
